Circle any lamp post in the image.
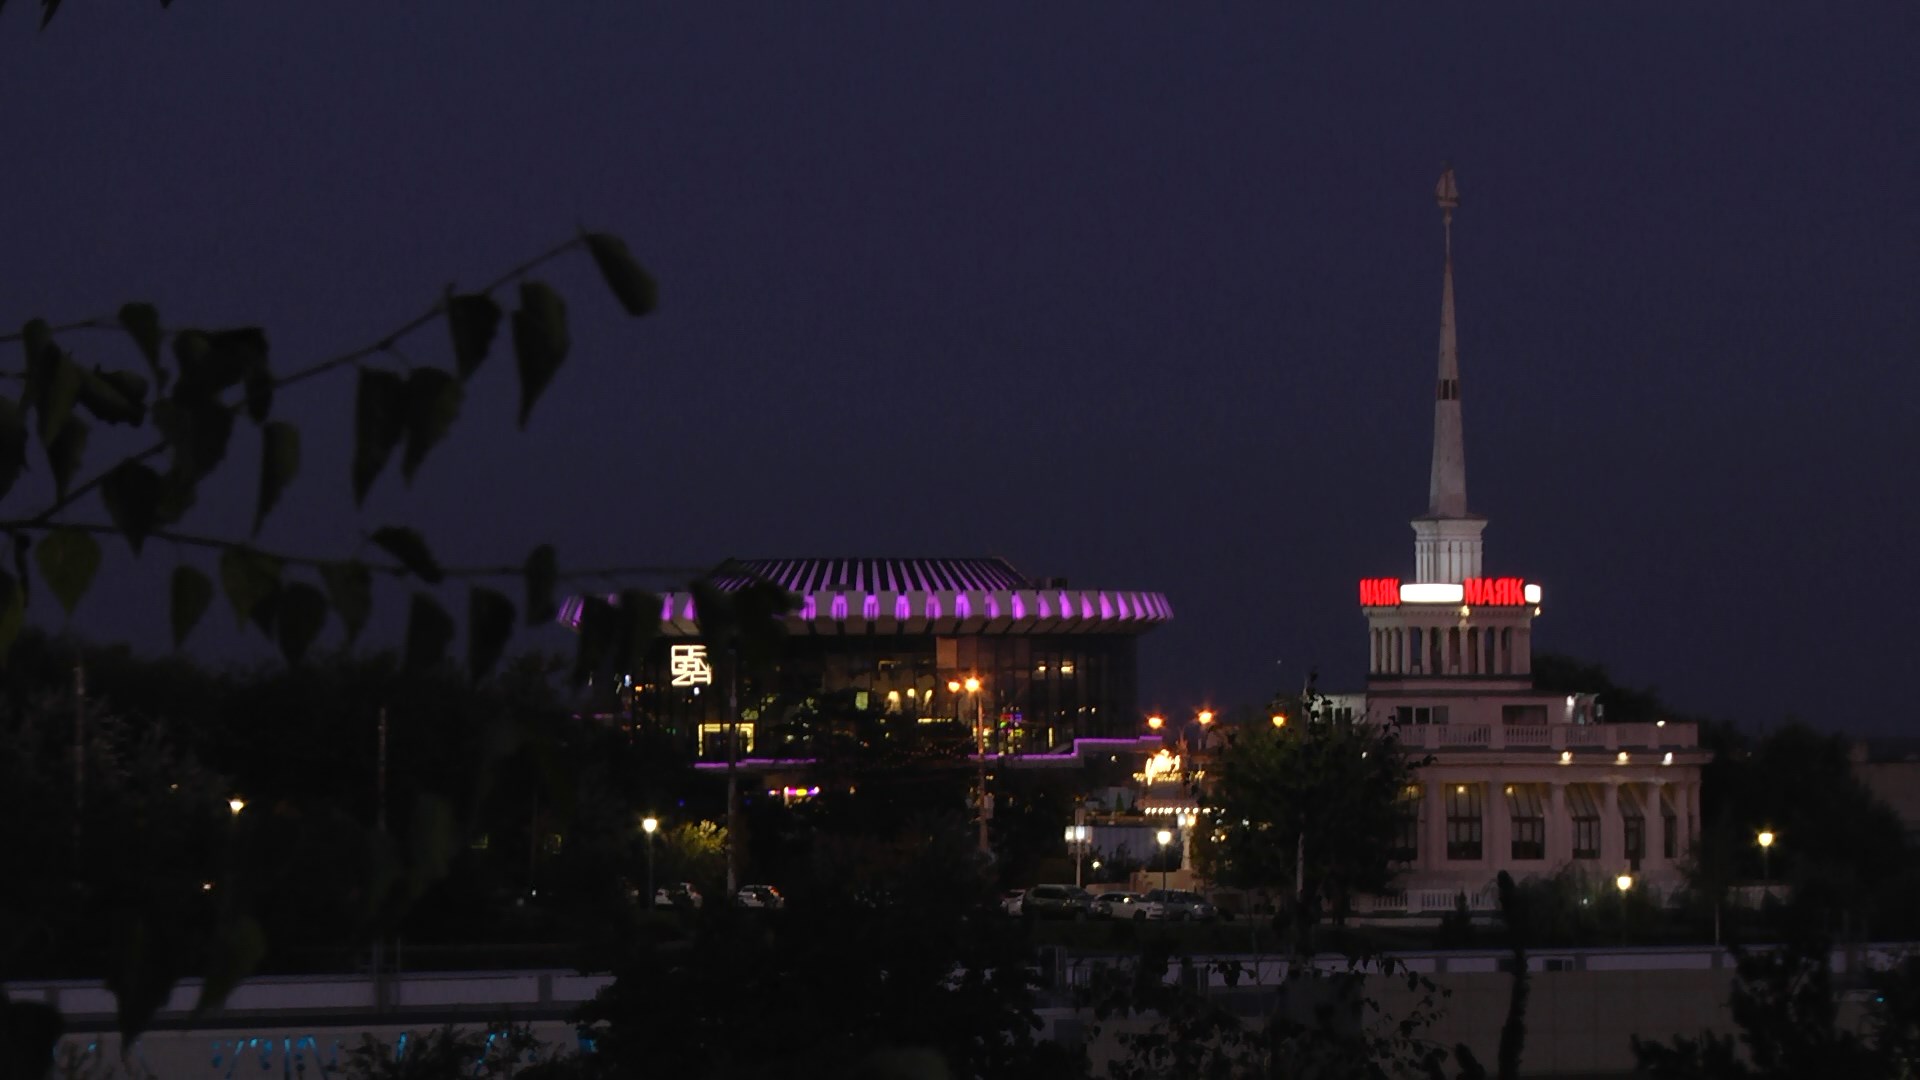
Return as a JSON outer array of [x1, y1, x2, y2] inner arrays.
[[1065, 824, 1089, 888], [642, 816, 659, 909], [1146, 714, 1164, 734], [961, 676, 988, 855], [1156, 828, 1173, 892], [227, 796, 246, 818], [1757, 829, 1775, 888]]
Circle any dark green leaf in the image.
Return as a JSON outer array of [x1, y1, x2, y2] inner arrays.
[[0, 398, 26, 500], [76, 367, 147, 426], [275, 583, 328, 663], [585, 232, 659, 316], [118, 302, 165, 383], [466, 586, 515, 681], [404, 592, 455, 671], [321, 561, 373, 646], [99, 462, 164, 554], [351, 368, 406, 505], [400, 368, 462, 481], [570, 595, 614, 686], [243, 361, 274, 424], [523, 543, 558, 626], [170, 565, 214, 649], [154, 466, 198, 526], [174, 327, 266, 402], [152, 397, 235, 482], [191, 916, 266, 1019], [253, 421, 300, 536], [371, 525, 443, 584], [218, 546, 282, 630], [511, 281, 569, 429], [34, 528, 100, 616], [46, 415, 86, 503], [0, 571, 24, 665], [446, 292, 502, 381], [36, 354, 82, 448]]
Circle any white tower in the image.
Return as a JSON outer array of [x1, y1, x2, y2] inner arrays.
[[1411, 166, 1487, 584]]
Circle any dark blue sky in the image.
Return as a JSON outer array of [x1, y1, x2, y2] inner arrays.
[[5, 6, 1916, 731]]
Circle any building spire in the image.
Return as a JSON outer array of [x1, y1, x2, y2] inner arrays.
[[1427, 166, 1467, 519]]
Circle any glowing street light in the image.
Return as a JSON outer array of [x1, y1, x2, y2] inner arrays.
[[1615, 872, 1633, 893], [1156, 828, 1173, 892], [1197, 710, 1214, 726], [1270, 713, 1287, 728], [642, 816, 659, 909], [1758, 829, 1775, 886], [1146, 714, 1165, 731], [227, 796, 246, 818]]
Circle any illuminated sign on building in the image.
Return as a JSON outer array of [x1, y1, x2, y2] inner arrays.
[[1359, 577, 1544, 607], [1359, 578, 1401, 606], [670, 644, 714, 687], [1134, 748, 1183, 785]]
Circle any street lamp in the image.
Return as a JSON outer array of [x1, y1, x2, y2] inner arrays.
[[1615, 872, 1633, 894], [227, 795, 246, 818], [642, 816, 659, 909], [1757, 829, 1775, 887], [1197, 710, 1214, 727], [1156, 828, 1173, 892], [1270, 713, 1287, 728], [1065, 824, 1090, 888], [1146, 714, 1165, 732], [963, 676, 988, 855]]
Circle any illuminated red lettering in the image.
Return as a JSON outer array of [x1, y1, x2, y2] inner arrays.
[[1463, 577, 1527, 606], [1358, 577, 1401, 606]]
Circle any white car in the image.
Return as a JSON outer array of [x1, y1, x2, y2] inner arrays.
[[654, 881, 703, 909], [1000, 889, 1027, 916], [735, 884, 785, 909], [1093, 890, 1144, 919]]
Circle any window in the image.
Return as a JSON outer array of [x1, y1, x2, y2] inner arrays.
[[1391, 785, 1421, 862], [1621, 786, 1646, 862], [1506, 784, 1545, 860], [1446, 783, 1482, 860], [1568, 784, 1600, 859], [698, 722, 754, 758]]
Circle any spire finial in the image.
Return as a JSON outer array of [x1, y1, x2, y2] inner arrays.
[[1426, 165, 1468, 520], [1435, 165, 1459, 259]]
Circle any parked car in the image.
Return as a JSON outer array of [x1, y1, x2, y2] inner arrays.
[[1022, 884, 1095, 920], [1000, 889, 1027, 916], [654, 881, 703, 909], [1093, 890, 1145, 919], [735, 884, 785, 909], [1139, 888, 1216, 921]]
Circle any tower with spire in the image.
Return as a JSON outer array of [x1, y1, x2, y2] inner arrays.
[[1358, 167, 1538, 689]]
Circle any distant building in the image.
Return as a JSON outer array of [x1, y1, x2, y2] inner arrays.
[[563, 557, 1171, 762], [1333, 169, 1712, 909]]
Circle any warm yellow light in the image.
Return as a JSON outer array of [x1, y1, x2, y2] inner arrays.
[[1456, 785, 1466, 794], [1459, 605, 1471, 617], [1147, 715, 1164, 731], [642, 817, 659, 835], [1662, 752, 1674, 765], [228, 796, 246, 817], [1616, 873, 1633, 892], [947, 680, 961, 693], [1757, 830, 1775, 849], [1271, 714, 1286, 728], [1156, 829, 1172, 847], [1504, 785, 1513, 795], [1197, 710, 1214, 725], [1559, 751, 1572, 764], [1655, 719, 1666, 727], [1617, 751, 1630, 764], [964, 676, 981, 693]]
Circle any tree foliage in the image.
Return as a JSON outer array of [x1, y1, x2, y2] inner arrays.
[[1195, 681, 1422, 932], [0, 232, 660, 685]]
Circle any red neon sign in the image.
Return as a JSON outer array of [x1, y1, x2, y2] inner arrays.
[[1464, 577, 1527, 606], [1358, 578, 1401, 606]]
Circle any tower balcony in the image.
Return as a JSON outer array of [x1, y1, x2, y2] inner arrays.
[[1394, 721, 1698, 754]]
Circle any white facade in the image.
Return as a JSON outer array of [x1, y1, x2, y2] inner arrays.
[[1345, 169, 1710, 906]]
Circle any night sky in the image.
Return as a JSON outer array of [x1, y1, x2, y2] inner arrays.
[[5, 7, 1916, 733]]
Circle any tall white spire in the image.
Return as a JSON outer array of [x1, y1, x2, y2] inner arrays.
[[1412, 166, 1486, 583], [1428, 166, 1467, 518]]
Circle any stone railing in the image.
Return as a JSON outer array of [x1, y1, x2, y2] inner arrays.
[[1396, 722, 1697, 753]]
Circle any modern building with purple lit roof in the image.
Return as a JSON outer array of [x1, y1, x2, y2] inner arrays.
[[560, 557, 1173, 761]]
